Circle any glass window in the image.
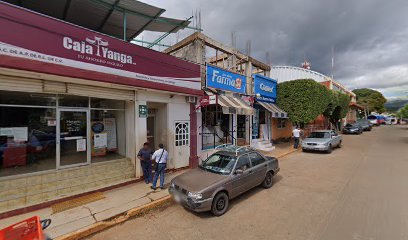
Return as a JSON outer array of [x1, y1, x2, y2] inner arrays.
[[0, 106, 56, 177], [0, 91, 56, 106], [91, 98, 125, 109], [236, 154, 251, 171], [200, 154, 236, 175], [249, 152, 265, 166], [91, 109, 126, 163], [58, 95, 89, 107], [277, 119, 286, 129], [175, 122, 189, 146]]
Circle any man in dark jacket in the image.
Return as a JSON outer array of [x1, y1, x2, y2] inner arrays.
[[137, 142, 153, 184]]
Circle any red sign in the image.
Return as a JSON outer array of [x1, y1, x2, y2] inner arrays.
[[200, 95, 217, 107], [0, 2, 202, 95]]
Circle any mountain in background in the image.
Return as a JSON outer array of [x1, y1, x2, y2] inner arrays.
[[385, 99, 408, 112]]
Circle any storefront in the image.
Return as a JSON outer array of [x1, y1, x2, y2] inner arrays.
[[0, 2, 201, 215], [252, 74, 288, 148], [200, 65, 254, 150]]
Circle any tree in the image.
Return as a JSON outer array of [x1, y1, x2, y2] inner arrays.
[[277, 79, 331, 126], [397, 104, 408, 119], [352, 88, 387, 113], [323, 91, 351, 130]]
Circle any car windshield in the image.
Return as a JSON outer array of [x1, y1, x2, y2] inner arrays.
[[200, 154, 237, 175], [346, 123, 358, 127], [367, 115, 377, 120], [309, 132, 330, 138]]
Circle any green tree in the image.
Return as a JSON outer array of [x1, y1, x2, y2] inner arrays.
[[277, 79, 331, 126], [352, 88, 387, 113], [323, 91, 351, 129], [397, 104, 408, 119]]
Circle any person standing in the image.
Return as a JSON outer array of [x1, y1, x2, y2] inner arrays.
[[292, 126, 301, 149], [137, 142, 153, 184], [151, 143, 168, 190]]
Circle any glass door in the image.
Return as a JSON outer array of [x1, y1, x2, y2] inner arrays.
[[57, 109, 89, 168]]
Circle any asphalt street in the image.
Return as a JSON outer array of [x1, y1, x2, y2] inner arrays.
[[88, 125, 408, 240]]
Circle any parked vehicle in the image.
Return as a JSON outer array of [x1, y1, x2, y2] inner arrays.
[[169, 145, 280, 216], [356, 119, 373, 131], [367, 115, 380, 126], [343, 123, 363, 134], [302, 130, 342, 153], [377, 115, 386, 125]]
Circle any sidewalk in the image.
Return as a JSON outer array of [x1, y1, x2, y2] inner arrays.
[[0, 171, 185, 239], [0, 144, 299, 240]]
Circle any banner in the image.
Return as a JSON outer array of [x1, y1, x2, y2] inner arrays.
[[253, 74, 277, 103], [0, 2, 202, 95], [206, 65, 246, 94]]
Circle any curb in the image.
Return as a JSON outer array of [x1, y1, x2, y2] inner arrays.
[[55, 195, 173, 240], [276, 148, 301, 159]]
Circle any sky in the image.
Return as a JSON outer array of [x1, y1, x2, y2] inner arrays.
[[140, 0, 408, 100]]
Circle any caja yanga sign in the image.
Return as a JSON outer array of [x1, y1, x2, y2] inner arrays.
[[206, 65, 246, 94], [253, 74, 277, 103]]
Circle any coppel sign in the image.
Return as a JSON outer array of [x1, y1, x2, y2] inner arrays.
[[206, 65, 246, 94], [253, 74, 277, 103]]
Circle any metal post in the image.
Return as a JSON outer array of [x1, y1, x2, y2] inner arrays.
[[123, 10, 127, 41]]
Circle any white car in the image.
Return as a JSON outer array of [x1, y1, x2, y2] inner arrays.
[[302, 130, 342, 153]]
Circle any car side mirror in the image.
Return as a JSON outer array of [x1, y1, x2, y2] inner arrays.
[[235, 169, 244, 175]]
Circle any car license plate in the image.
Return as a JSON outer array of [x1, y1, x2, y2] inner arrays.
[[173, 194, 182, 203]]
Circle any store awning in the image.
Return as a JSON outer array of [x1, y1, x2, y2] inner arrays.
[[205, 91, 254, 115], [258, 102, 288, 118]]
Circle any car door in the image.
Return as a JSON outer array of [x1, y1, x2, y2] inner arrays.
[[331, 132, 340, 146], [230, 154, 253, 198], [248, 152, 268, 187]]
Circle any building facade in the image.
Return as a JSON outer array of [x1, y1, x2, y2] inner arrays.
[[0, 3, 201, 216]]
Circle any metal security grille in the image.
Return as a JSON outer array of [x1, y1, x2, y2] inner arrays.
[[175, 122, 189, 146]]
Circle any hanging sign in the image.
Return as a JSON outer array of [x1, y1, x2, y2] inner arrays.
[[253, 74, 277, 103], [206, 65, 246, 94], [200, 95, 217, 107]]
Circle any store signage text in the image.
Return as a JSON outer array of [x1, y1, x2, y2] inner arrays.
[[63, 36, 134, 64], [200, 95, 217, 107], [253, 74, 277, 103], [206, 65, 246, 94]]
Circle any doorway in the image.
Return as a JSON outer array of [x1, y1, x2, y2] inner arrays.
[[57, 108, 90, 168]]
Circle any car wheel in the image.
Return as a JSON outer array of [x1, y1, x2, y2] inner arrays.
[[326, 144, 332, 153], [338, 141, 342, 148], [211, 192, 229, 216], [302, 148, 307, 152], [262, 171, 274, 189]]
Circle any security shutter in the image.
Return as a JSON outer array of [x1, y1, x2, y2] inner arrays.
[[0, 75, 43, 92], [67, 84, 134, 101]]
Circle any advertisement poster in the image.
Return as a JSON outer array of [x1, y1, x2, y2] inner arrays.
[[13, 127, 28, 142], [104, 118, 117, 151], [76, 138, 86, 152], [94, 133, 107, 149], [253, 74, 277, 103]]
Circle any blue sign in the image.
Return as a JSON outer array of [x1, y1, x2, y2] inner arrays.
[[206, 65, 246, 94], [253, 74, 277, 103]]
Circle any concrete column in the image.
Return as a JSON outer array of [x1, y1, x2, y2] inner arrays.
[[125, 100, 136, 170], [245, 61, 253, 95], [232, 114, 238, 145], [134, 92, 147, 179]]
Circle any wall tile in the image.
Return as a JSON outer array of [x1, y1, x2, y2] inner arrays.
[[7, 197, 26, 210]]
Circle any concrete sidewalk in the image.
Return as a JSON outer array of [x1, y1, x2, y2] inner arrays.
[[0, 171, 185, 239], [0, 144, 298, 240]]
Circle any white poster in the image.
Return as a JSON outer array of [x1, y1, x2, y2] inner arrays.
[[103, 118, 117, 151], [76, 138, 86, 152], [13, 127, 28, 142], [94, 133, 108, 149], [0, 128, 13, 136]]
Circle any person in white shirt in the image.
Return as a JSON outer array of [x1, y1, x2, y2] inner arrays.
[[151, 143, 169, 190], [292, 127, 302, 149]]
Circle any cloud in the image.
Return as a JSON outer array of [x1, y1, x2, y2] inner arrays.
[[141, 0, 408, 98]]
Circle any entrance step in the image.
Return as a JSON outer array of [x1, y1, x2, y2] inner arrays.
[[252, 139, 275, 152]]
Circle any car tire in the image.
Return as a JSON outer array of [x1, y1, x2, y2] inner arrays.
[[211, 192, 229, 216], [326, 144, 332, 154], [302, 148, 307, 152], [262, 171, 274, 189]]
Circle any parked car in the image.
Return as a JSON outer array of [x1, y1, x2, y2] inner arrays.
[[302, 130, 342, 153], [367, 115, 380, 126], [356, 119, 372, 131], [377, 115, 386, 125], [343, 123, 363, 134], [169, 146, 280, 216]]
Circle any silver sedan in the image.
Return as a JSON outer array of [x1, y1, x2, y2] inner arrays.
[[302, 130, 342, 153]]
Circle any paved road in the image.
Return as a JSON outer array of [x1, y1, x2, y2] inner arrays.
[[88, 125, 408, 240]]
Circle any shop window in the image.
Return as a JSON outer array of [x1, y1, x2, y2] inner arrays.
[[0, 90, 56, 106], [91, 98, 125, 109], [0, 105, 57, 178], [90, 109, 126, 163], [175, 122, 189, 146], [277, 119, 286, 129]]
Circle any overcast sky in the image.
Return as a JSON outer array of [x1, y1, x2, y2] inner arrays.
[[141, 0, 408, 100]]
